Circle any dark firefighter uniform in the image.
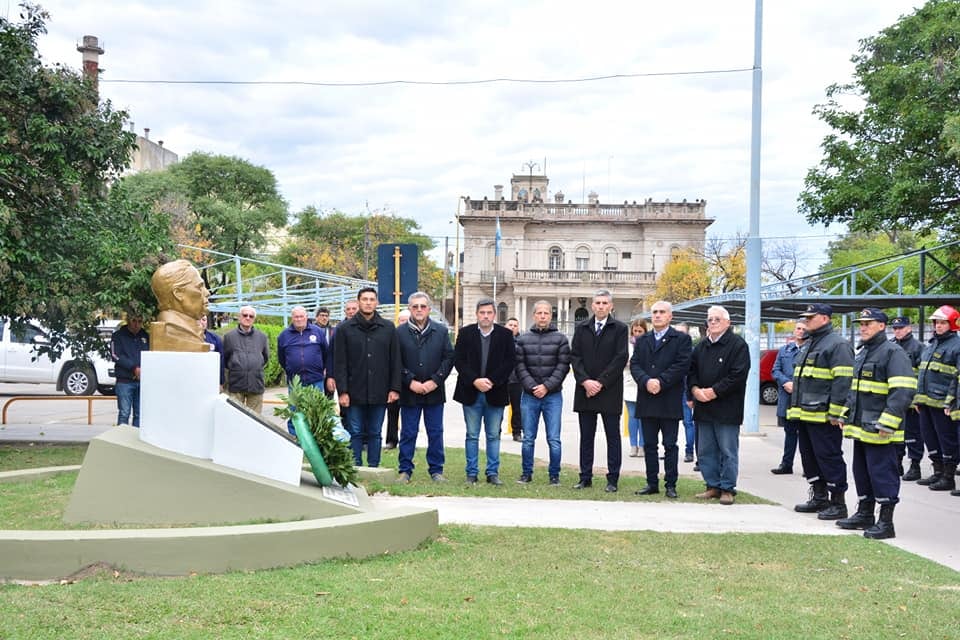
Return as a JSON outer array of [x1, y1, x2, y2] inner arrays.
[[837, 308, 917, 539], [914, 306, 960, 491], [787, 303, 854, 519], [889, 316, 924, 480]]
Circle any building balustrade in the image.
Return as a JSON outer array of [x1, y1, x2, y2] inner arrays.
[[479, 270, 506, 283], [462, 198, 708, 221], [512, 269, 656, 284]]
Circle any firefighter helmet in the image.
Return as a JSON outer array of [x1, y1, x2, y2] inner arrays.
[[928, 305, 960, 331]]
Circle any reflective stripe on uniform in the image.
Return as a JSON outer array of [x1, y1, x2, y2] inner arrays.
[[842, 424, 904, 444]]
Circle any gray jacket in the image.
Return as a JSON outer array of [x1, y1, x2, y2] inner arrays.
[[222, 326, 269, 394]]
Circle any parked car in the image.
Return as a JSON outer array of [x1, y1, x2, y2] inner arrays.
[[0, 318, 116, 396], [759, 348, 779, 405]]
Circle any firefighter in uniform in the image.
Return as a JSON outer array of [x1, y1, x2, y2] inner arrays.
[[836, 309, 917, 539], [914, 305, 960, 492], [788, 303, 855, 520], [889, 316, 925, 481]]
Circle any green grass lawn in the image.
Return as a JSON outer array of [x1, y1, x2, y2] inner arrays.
[[1, 525, 958, 639], [0, 443, 87, 471]]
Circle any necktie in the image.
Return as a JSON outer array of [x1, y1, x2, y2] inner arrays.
[[596, 322, 602, 336]]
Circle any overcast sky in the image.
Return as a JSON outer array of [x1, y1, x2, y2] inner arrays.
[[25, 0, 922, 272]]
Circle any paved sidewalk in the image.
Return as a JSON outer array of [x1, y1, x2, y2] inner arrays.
[[3, 378, 959, 571]]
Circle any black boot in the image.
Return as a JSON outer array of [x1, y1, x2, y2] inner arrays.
[[795, 480, 829, 513], [863, 503, 896, 539], [930, 463, 957, 491], [901, 460, 922, 482], [817, 490, 848, 520], [917, 460, 943, 486], [836, 499, 875, 530]]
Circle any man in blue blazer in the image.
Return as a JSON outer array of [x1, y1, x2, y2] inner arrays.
[[629, 300, 693, 498]]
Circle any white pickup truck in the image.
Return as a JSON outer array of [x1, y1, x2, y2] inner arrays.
[[0, 318, 117, 396]]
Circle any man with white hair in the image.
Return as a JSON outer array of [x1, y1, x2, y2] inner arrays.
[[688, 305, 750, 505], [278, 305, 327, 435], [222, 305, 269, 414]]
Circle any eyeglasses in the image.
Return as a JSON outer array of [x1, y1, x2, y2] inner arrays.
[[707, 317, 724, 323], [240, 313, 255, 318], [409, 304, 428, 310]]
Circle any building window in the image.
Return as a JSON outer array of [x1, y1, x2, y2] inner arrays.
[[575, 246, 589, 271], [574, 307, 589, 323], [621, 251, 632, 259], [548, 246, 563, 271], [497, 302, 508, 323], [603, 247, 618, 270]]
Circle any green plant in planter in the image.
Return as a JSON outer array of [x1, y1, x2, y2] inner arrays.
[[275, 376, 358, 487]]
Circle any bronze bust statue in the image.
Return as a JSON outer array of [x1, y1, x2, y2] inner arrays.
[[150, 260, 210, 352]]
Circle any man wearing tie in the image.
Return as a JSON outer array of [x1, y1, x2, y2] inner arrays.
[[570, 289, 629, 492], [629, 300, 693, 498]]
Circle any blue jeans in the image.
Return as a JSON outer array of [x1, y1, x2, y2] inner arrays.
[[287, 380, 326, 436], [520, 391, 562, 478], [116, 381, 141, 427], [347, 404, 387, 468], [399, 404, 445, 476], [625, 401, 644, 448], [681, 390, 696, 456], [462, 393, 503, 478], [697, 421, 740, 493]]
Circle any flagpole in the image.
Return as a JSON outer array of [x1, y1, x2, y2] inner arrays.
[[494, 214, 502, 307]]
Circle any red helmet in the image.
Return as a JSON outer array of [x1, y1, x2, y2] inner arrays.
[[928, 305, 960, 331]]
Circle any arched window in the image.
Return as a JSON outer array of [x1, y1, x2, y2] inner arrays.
[[548, 246, 563, 271], [497, 302, 508, 324], [603, 247, 618, 270], [575, 246, 590, 271], [574, 307, 589, 323]]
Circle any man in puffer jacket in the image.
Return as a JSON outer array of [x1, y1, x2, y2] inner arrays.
[[515, 300, 570, 486], [837, 308, 917, 539]]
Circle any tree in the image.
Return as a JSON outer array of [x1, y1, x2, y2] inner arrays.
[[701, 236, 746, 293], [0, 5, 174, 358], [799, 1, 960, 237], [278, 206, 445, 301], [116, 152, 288, 290], [649, 248, 711, 305]]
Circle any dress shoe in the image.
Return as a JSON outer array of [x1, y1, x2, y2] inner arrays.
[[573, 480, 593, 489], [719, 491, 735, 505], [431, 473, 447, 483], [770, 465, 793, 475], [486, 474, 503, 486], [684, 453, 694, 463], [465, 475, 478, 484], [635, 485, 659, 495], [549, 476, 560, 486], [604, 483, 618, 493], [665, 487, 678, 499], [516, 474, 532, 484], [693, 462, 700, 472], [695, 488, 721, 499]]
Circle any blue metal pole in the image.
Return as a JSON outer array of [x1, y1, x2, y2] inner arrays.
[[744, 0, 763, 433]]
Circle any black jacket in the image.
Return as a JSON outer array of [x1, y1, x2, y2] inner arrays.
[[515, 325, 570, 394], [453, 323, 516, 407], [844, 330, 917, 444], [397, 320, 455, 406], [787, 324, 854, 423], [688, 328, 751, 425], [111, 325, 150, 383], [629, 327, 692, 419], [570, 316, 628, 414], [333, 312, 401, 405], [222, 326, 269, 394]]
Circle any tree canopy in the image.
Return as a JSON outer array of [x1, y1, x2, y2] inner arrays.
[[0, 4, 173, 358], [278, 206, 445, 301], [649, 248, 712, 305], [799, 1, 960, 237]]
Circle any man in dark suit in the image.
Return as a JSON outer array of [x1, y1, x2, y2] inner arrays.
[[570, 289, 629, 492], [453, 297, 516, 485], [629, 300, 693, 498]]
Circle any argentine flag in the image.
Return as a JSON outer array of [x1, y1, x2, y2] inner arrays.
[[495, 216, 502, 257]]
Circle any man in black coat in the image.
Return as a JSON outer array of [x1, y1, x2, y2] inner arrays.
[[333, 287, 401, 468], [453, 298, 516, 485], [688, 305, 750, 505], [570, 289, 628, 492], [629, 300, 692, 498]]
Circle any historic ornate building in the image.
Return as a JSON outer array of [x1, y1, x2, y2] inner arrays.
[[459, 171, 712, 332]]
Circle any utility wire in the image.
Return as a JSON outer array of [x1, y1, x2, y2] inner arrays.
[[101, 67, 753, 87]]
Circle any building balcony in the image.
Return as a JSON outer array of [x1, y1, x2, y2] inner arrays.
[[512, 269, 656, 284], [461, 198, 710, 222], [479, 270, 506, 283]]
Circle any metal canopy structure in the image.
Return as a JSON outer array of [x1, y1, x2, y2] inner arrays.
[[669, 240, 960, 325], [183, 246, 377, 321]]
